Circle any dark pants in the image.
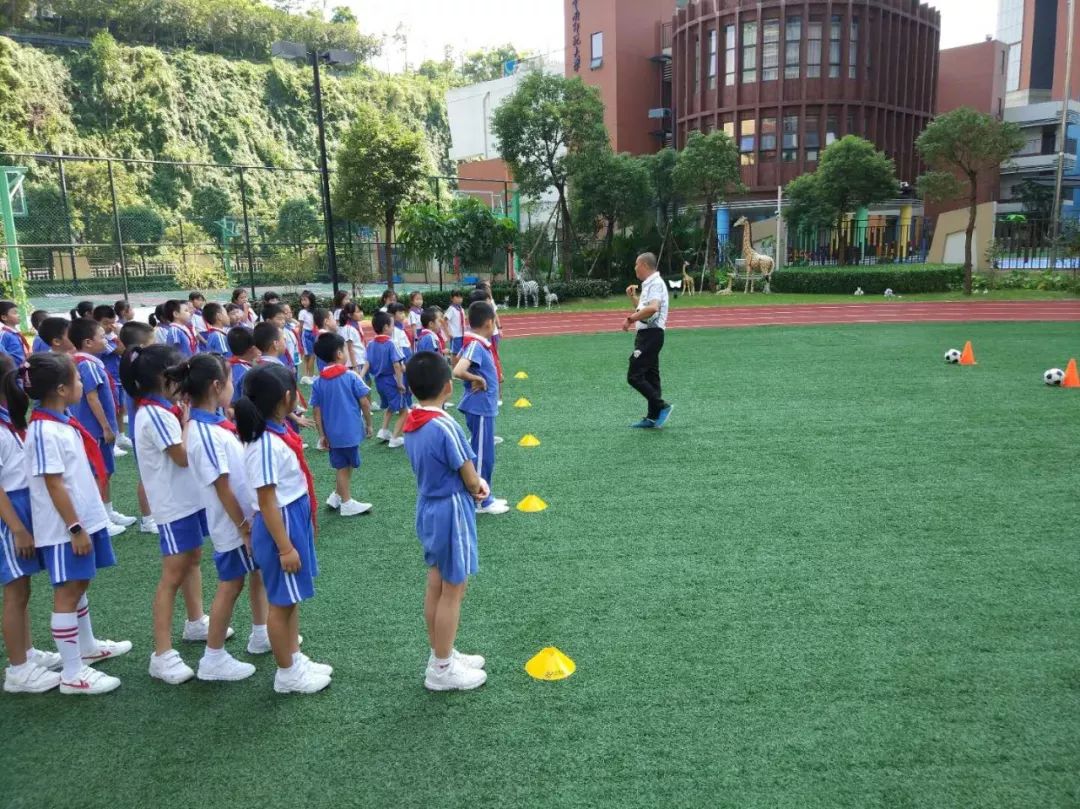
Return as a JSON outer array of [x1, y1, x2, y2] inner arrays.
[[627, 328, 666, 420]]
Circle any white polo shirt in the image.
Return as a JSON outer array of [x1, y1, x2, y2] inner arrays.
[[243, 429, 308, 510], [636, 271, 669, 330], [134, 402, 205, 525], [0, 422, 27, 492], [340, 323, 366, 369], [186, 420, 254, 553], [25, 418, 110, 547]]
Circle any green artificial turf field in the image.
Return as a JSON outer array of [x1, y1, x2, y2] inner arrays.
[[4, 321, 1080, 809]]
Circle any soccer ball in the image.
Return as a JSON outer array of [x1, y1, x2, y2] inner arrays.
[[944, 349, 961, 363], [1044, 368, 1065, 386]]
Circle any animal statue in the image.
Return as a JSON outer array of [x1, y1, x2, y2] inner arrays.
[[732, 216, 775, 291], [516, 277, 540, 308], [542, 285, 559, 310], [681, 261, 696, 296], [854, 287, 865, 296]]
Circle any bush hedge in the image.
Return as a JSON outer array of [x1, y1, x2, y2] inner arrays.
[[769, 264, 963, 294], [974, 270, 1080, 293]]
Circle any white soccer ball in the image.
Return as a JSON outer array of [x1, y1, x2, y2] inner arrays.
[[944, 349, 962, 363], [1044, 368, 1065, 386]]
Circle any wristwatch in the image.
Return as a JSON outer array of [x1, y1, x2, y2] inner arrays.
[[68, 522, 84, 536]]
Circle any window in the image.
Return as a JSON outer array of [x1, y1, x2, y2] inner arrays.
[[740, 118, 756, 166], [723, 119, 735, 139], [1006, 44, 1021, 92], [694, 34, 701, 94], [724, 25, 736, 86], [826, 113, 839, 145], [1042, 126, 1057, 155], [848, 17, 858, 78], [829, 16, 841, 78], [805, 113, 820, 162], [760, 117, 777, 160], [847, 110, 857, 136], [807, 20, 822, 78], [742, 21, 758, 84], [762, 20, 780, 81], [591, 32, 603, 68], [785, 17, 801, 79], [782, 115, 798, 162], [708, 29, 718, 89]]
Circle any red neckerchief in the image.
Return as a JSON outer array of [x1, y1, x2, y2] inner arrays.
[[463, 334, 490, 351], [137, 395, 182, 419], [228, 357, 251, 368], [1, 324, 30, 359], [395, 322, 414, 349], [74, 352, 119, 400], [319, 364, 348, 380], [172, 323, 196, 355], [403, 408, 448, 433], [207, 326, 227, 337], [418, 328, 446, 352], [266, 421, 317, 529], [30, 408, 108, 482], [373, 335, 391, 343], [189, 407, 236, 434]]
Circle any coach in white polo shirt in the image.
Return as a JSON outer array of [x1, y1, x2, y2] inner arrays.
[[622, 252, 672, 429]]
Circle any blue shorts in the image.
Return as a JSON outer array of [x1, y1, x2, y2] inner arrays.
[[99, 439, 115, 476], [40, 528, 116, 586], [329, 446, 360, 470], [251, 495, 317, 607], [376, 380, 408, 413], [0, 488, 43, 585], [416, 491, 479, 585], [158, 510, 208, 557], [213, 545, 258, 582], [451, 337, 464, 355], [301, 330, 316, 354]]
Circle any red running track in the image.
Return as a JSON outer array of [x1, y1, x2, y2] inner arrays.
[[497, 301, 1080, 339]]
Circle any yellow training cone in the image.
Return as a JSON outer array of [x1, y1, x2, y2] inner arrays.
[[514, 371, 529, 380], [513, 397, 532, 408], [525, 647, 576, 681], [516, 494, 548, 512], [518, 434, 541, 447]]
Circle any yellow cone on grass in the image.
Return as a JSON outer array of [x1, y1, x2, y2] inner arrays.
[[514, 371, 529, 380], [525, 647, 576, 681], [518, 434, 541, 447], [516, 494, 547, 512], [513, 397, 532, 408]]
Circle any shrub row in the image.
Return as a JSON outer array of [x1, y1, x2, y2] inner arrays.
[[974, 270, 1080, 293], [769, 265, 963, 294]]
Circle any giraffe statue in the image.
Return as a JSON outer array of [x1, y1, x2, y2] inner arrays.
[[733, 216, 774, 292], [681, 261, 696, 296]]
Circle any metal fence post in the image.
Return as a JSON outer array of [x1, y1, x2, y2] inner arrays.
[[237, 166, 257, 298], [57, 156, 78, 284], [107, 159, 130, 301]]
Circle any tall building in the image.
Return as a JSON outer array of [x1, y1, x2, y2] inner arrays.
[[999, 0, 1080, 107]]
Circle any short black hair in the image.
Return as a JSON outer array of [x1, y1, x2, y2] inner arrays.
[[313, 332, 346, 364], [387, 302, 406, 315], [406, 351, 451, 401], [252, 321, 281, 353], [119, 320, 153, 349], [450, 289, 463, 299], [420, 306, 440, 329], [227, 325, 254, 357], [188, 291, 205, 304], [262, 290, 280, 304], [68, 317, 102, 350], [408, 290, 423, 303], [313, 307, 332, 328], [0, 300, 17, 319], [26, 352, 76, 402], [113, 299, 131, 318], [162, 299, 183, 323], [92, 304, 115, 322], [371, 310, 393, 334], [468, 301, 495, 329], [262, 302, 285, 322], [30, 309, 48, 329], [468, 289, 488, 305], [38, 317, 70, 347], [202, 302, 223, 326]]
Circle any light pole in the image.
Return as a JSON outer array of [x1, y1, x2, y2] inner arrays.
[[1047, 0, 1076, 271], [272, 41, 356, 296]]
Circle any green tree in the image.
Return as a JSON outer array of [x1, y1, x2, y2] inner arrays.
[[572, 148, 652, 275], [492, 71, 608, 277], [460, 44, 531, 83], [398, 202, 451, 265], [118, 204, 166, 272], [329, 6, 357, 25], [643, 147, 679, 234], [333, 105, 430, 288], [275, 198, 320, 256], [445, 196, 517, 274], [1016, 178, 1055, 222], [190, 185, 233, 244], [916, 107, 1023, 293], [782, 172, 835, 233], [672, 131, 743, 276]]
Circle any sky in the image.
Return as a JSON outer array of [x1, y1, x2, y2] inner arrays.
[[339, 0, 1000, 72]]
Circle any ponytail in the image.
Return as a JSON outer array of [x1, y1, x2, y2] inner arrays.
[[163, 353, 226, 400], [25, 353, 76, 404], [0, 354, 28, 432], [120, 343, 182, 398], [235, 364, 295, 444], [338, 301, 357, 328]]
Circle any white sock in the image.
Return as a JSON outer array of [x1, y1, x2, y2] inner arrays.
[[76, 595, 97, 655], [433, 655, 451, 671], [105, 501, 114, 512], [185, 615, 207, 627], [8, 660, 31, 675], [250, 624, 268, 639], [51, 612, 81, 680], [203, 646, 225, 660]]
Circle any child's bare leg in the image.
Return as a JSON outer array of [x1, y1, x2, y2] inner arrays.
[[289, 605, 301, 655], [137, 482, 150, 518], [432, 579, 467, 659], [392, 410, 408, 438], [424, 568, 442, 649], [381, 409, 392, 432], [335, 467, 352, 500], [2, 578, 31, 666], [248, 571, 268, 627], [207, 577, 244, 649], [154, 552, 197, 653], [267, 603, 296, 668], [181, 552, 204, 621]]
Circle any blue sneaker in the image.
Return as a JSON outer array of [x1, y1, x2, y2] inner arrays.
[[654, 404, 673, 428], [630, 418, 656, 429]]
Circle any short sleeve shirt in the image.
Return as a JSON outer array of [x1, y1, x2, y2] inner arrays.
[[0, 418, 27, 492], [367, 338, 404, 382], [205, 328, 230, 357], [134, 402, 204, 524], [636, 271, 669, 330], [243, 428, 308, 510], [186, 418, 254, 553], [309, 371, 370, 448], [340, 323, 365, 369], [72, 355, 118, 436], [404, 409, 476, 498], [299, 310, 315, 332], [458, 336, 499, 417], [416, 331, 441, 354]]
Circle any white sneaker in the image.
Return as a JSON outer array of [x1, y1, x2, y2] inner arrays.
[[149, 649, 195, 685], [182, 614, 234, 643], [60, 666, 121, 695], [493, 436, 504, 446], [339, 499, 372, 516], [82, 638, 133, 665], [197, 651, 256, 682], [112, 446, 128, 457], [444, 401, 455, 409], [424, 657, 487, 691], [115, 433, 133, 450], [27, 647, 62, 670], [107, 521, 126, 537], [387, 437, 404, 449], [326, 491, 342, 509], [376, 428, 392, 442], [370, 403, 381, 412], [4, 663, 61, 693], [109, 508, 136, 527], [139, 516, 158, 534], [497, 399, 503, 407], [274, 660, 331, 694], [245, 633, 303, 655], [476, 501, 511, 515], [297, 653, 332, 677], [426, 649, 486, 673], [300, 376, 315, 385]]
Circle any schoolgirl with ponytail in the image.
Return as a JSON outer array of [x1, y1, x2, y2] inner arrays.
[[166, 354, 266, 682], [120, 343, 211, 686], [235, 363, 330, 694], [24, 352, 132, 695]]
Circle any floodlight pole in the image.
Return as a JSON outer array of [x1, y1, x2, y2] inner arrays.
[[312, 50, 341, 297], [1047, 0, 1075, 272]]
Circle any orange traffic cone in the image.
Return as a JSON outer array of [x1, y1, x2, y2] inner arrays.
[[1063, 358, 1080, 388], [959, 341, 976, 366]]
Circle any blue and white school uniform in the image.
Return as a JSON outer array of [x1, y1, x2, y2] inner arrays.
[[392, 325, 414, 407], [229, 358, 251, 403], [186, 409, 257, 581], [191, 309, 207, 343], [408, 307, 423, 341], [153, 324, 170, 345], [458, 334, 500, 508], [0, 409, 43, 585], [367, 336, 407, 412], [25, 410, 115, 585], [203, 326, 230, 357], [403, 408, 479, 585], [282, 327, 300, 371], [299, 309, 316, 355], [31, 335, 48, 354], [310, 366, 370, 470], [339, 322, 366, 371], [73, 353, 118, 476], [101, 334, 122, 406], [134, 396, 207, 556], [447, 304, 466, 355], [165, 323, 195, 358], [244, 423, 317, 606], [0, 324, 28, 368], [416, 329, 441, 355]]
